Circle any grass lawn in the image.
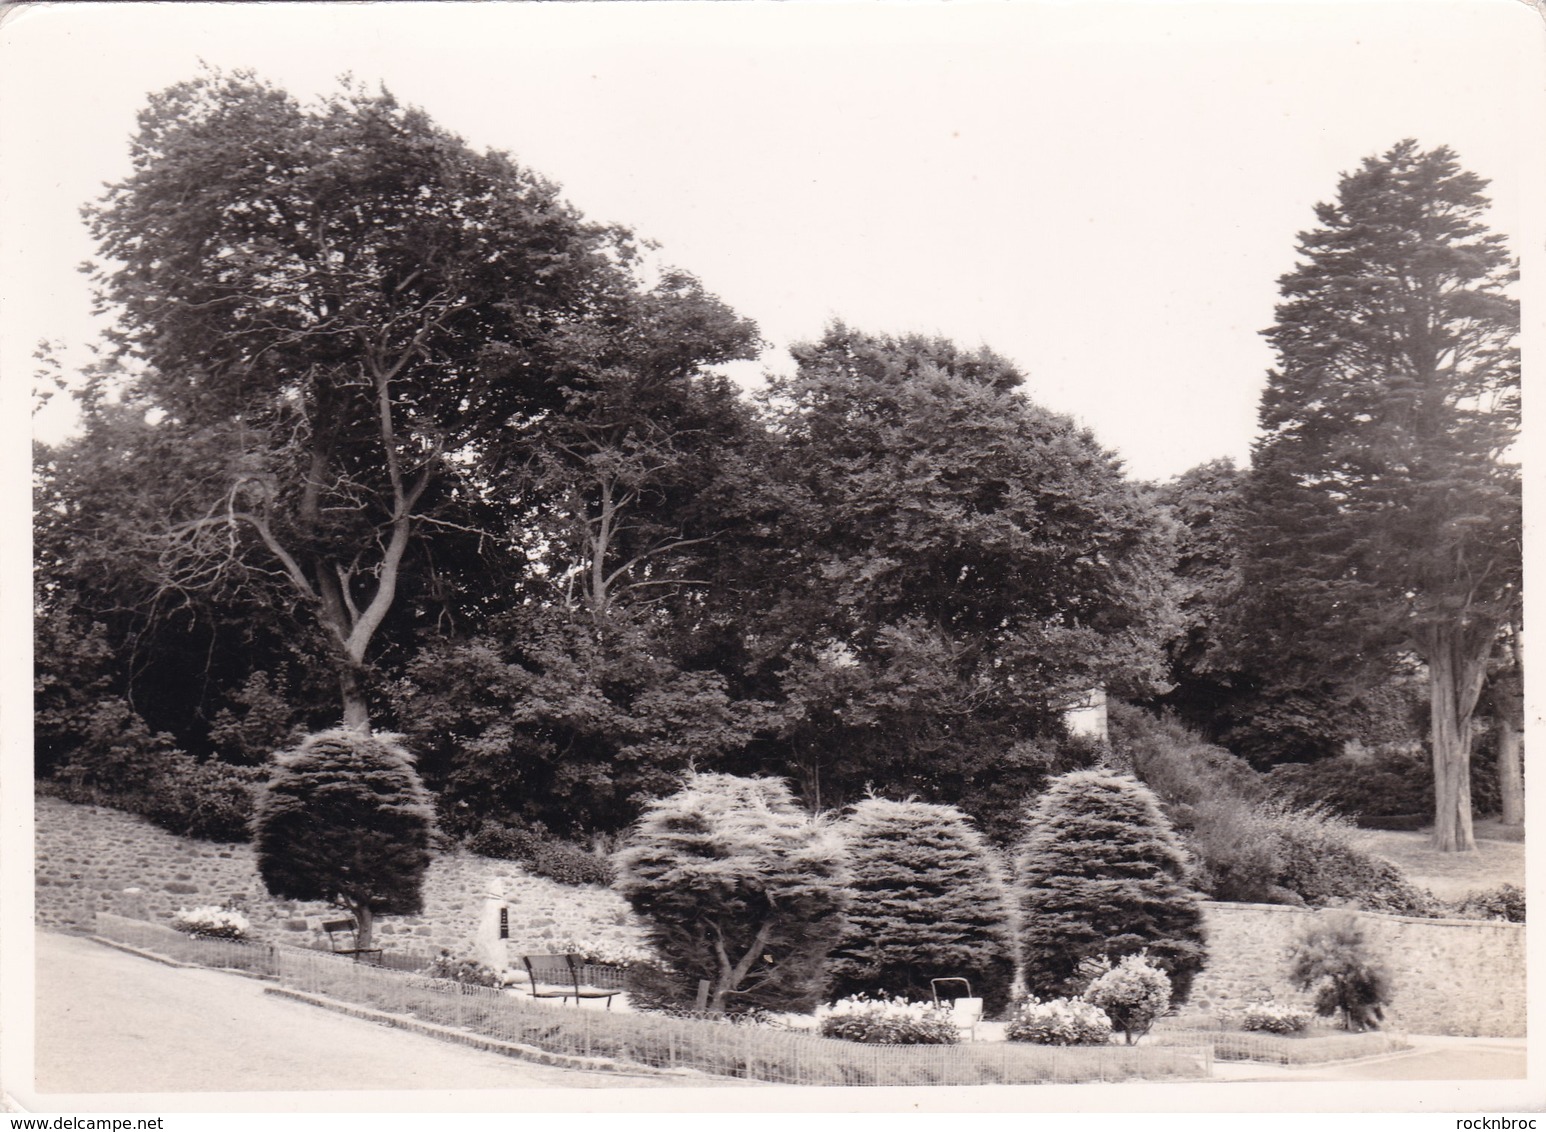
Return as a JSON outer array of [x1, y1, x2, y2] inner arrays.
[[1355, 822, 1524, 901]]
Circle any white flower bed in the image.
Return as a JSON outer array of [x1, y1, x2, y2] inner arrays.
[[169, 905, 251, 941]]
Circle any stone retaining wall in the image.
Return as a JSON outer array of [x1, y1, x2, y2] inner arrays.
[[1187, 901, 1525, 1037], [33, 795, 646, 960]]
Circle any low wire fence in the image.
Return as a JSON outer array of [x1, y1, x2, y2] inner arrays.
[[1151, 1015, 1408, 1065], [92, 914, 1212, 1085], [96, 912, 281, 977], [275, 946, 1212, 1086]]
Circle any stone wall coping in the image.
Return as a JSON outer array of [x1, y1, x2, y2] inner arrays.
[[1200, 900, 1524, 932]]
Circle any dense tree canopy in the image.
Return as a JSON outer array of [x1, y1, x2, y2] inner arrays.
[[1239, 140, 1521, 849], [726, 325, 1178, 826]]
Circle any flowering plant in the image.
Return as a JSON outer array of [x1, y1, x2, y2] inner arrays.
[[550, 938, 654, 970], [170, 905, 250, 941], [1005, 996, 1113, 1045], [1082, 953, 1172, 1044], [1241, 1000, 1315, 1034], [816, 993, 961, 1045], [425, 950, 508, 987]]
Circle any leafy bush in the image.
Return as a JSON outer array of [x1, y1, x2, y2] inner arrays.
[[1107, 705, 1433, 916], [827, 798, 1016, 1015], [1083, 953, 1172, 1044], [1447, 884, 1525, 923], [1288, 910, 1390, 1032], [1269, 807, 1433, 916], [1268, 753, 1431, 821], [55, 698, 183, 795], [466, 818, 544, 862], [1016, 770, 1207, 1003], [169, 905, 251, 941], [1005, 997, 1113, 1045], [531, 839, 614, 887], [141, 758, 261, 842], [817, 994, 961, 1045], [1269, 747, 1502, 824], [424, 950, 506, 987], [1107, 702, 1266, 810], [1240, 1001, 1314, 1034]]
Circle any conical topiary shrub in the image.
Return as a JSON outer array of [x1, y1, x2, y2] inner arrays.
[[827, 798, 1017, 1015], [1016, 769, 1206, 1002]]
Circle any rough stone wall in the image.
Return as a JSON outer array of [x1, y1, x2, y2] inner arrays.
[[1186, 901, 1525, 1037], [34, 795, 646, 961]]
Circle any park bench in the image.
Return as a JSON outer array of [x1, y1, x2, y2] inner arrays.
[[521, 953, 621, 1009], [931, 977, 983, 1041], [321, 917, 383, 964]]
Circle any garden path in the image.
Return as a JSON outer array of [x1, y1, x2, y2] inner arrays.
[[28, 932, 721, 1096]]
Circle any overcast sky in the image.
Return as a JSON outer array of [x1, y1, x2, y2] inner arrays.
[[2, 0, 1540, 482]]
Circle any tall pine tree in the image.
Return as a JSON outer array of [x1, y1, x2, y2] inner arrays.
[[1240, 141, 1520, 851]]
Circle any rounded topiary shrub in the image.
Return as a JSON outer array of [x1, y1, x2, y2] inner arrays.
[[1016, 769, 1207, 1003], [1083, 952, 1172, 1044], [253, 728, 434, 951], [826, 798, 1016, 1016]]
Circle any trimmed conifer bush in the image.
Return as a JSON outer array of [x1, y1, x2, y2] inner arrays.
[[1016, 769, 1207, 1002], [827, 798, 1016, 1015], [253, 728, 435, 951], [613, 773, 851, 1015]]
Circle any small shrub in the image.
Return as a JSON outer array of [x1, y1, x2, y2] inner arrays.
[[1005, 996, 1113, 1045], [1083, 953, 1172, 1045], [1448, 884, 1525, 923], [531, 839, 613, 886], [816, 993, 961, 1045], [1240, 1001, 1314, 1034], [1288, 910, 1390, 1032], [169, 905, 251, 941], [424, 950, 506, 988]]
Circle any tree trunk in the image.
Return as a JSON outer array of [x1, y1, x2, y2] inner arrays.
[[1425, 624, 1489, 852], [339, 666, 371, 733], [346, 898, 375, 951], [1493, 636, 1524, 827]]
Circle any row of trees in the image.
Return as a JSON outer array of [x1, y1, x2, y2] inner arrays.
[[36, 70, 1521, 850], [614, 770, 1205, 1016]]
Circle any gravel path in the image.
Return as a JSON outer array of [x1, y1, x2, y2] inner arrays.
[[33, 932, 707, 1094]]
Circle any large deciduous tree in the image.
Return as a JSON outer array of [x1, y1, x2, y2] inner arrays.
[[82, 70, 630, 729], [1241, 141, 1521, 850], [732, 325, 1178, 830]]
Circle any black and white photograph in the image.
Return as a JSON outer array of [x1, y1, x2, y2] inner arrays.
[[1, 0, 1539, 1121]]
